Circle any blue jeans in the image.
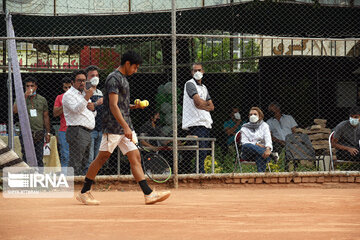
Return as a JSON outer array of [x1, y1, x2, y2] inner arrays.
[[58, 131, 69, 174], [241, 143, 270, 172], [190, 126, 210, 174], [87, 130, 103, 169]]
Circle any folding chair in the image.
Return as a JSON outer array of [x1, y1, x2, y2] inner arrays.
[[328, 131, 356, 171], [233, 130, 271, 173], [285, 133, 325, 171]]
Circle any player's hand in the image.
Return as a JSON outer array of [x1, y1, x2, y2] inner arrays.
[[134, 99, 141, 109], [124, 127, 132, 141], [347, 147, 359, 156]]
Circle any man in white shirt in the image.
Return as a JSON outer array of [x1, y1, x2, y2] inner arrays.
[[182, 63, 214, 173], [62, 70, 96, 175], [266, 102, 297, 153]]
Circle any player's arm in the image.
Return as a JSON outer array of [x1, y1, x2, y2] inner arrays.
[[108, 92, 132, 140], [130, 104, 138, 109]]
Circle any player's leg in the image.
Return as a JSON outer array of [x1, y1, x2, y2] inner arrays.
[[76, 133, 118, 205], [120, 135, 171, 205]]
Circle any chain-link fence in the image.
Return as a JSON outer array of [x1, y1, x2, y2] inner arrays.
[[1, 1, 360, 177]]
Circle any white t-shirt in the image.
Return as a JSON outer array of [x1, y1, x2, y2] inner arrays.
[[266, 114, 297, 141]]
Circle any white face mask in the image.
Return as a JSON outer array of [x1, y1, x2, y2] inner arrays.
[[90, 76, 99, 86], [249, 115, 259, 123], [193, 71, 203, 80], [234, 112, 241, 120], [349, 117, 359, 126]]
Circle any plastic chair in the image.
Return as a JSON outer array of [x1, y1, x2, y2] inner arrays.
[[233, 130, 271, 173], [285, 133, 325, 171], [328, 131, 355, 171]]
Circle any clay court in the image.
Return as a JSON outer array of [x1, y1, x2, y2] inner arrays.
[[0, 184, 360, 240]]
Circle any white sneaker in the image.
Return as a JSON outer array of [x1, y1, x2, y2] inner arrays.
[[144, 190, 171, 205], [76, 191, 100, 205]]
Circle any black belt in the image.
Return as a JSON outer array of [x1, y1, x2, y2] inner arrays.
[[69, 125, 92, 132]]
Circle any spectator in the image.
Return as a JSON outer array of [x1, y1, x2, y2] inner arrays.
[[224, 107, 245, 152], [240, 107, 273, 172], [267, 102, 297, 153], [182, 62, 214, 173], [139, 110, 172, 167], [85, 65, 104, 168], [77, 51, 170, 205], [139, 110, 166, 151], [62, 70, 96, 175], [14, 77, 51, 167], [53, 77, 72, 172], [332, 106, 360, 166]]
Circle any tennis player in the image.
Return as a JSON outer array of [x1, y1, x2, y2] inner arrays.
[[76, 51, 171, 205]]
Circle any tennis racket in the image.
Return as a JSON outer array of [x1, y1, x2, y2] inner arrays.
[[137, 145, 172, 183]]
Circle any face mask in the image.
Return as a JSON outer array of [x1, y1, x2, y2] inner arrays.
[[349, 117, 359, 126], [193, 71, 203, 80], [90, 76, 99, 86], [249, 115, 259, 123], [30, 89, 36, 96], [234, 112, 241, 120]]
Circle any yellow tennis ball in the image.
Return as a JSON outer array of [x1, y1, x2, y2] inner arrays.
[[140, 100, 149, 108], [134, 99, 140, 105]]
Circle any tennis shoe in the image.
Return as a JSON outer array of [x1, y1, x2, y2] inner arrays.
[[144, 190, 171, 205], [76, 191, 100, 205]]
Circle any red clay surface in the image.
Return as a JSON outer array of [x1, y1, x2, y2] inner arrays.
[[1, 184, 360, 240]]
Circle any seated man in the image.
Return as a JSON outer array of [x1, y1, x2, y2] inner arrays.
[[266, 102, 297, 153], [139, 110, 172, 164], [332, 106, 360, 168], [139, 110, 167, 151], [223, 107, 245, 154]]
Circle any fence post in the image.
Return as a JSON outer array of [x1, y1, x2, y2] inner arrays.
[[171, 0, 178, 189]]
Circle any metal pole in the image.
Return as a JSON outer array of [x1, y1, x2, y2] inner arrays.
[[171, 0, 178, 189], [6, 11, 14, 150], [2, 0, 6, 73]]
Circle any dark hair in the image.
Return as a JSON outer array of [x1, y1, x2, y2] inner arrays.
[[349, 106, 360, 116], [269, 102, 281, 110], [145, 108, 159, 120], [72, 69, 87, 81], [25, 77, 38, 86], [62, 77, 72, 84], [85, 65, 99, 75], [191, 62, 203, 70], [120, 51, 143, 66]]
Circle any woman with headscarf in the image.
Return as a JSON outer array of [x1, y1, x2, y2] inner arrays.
[[240, 107, 273, 172]]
